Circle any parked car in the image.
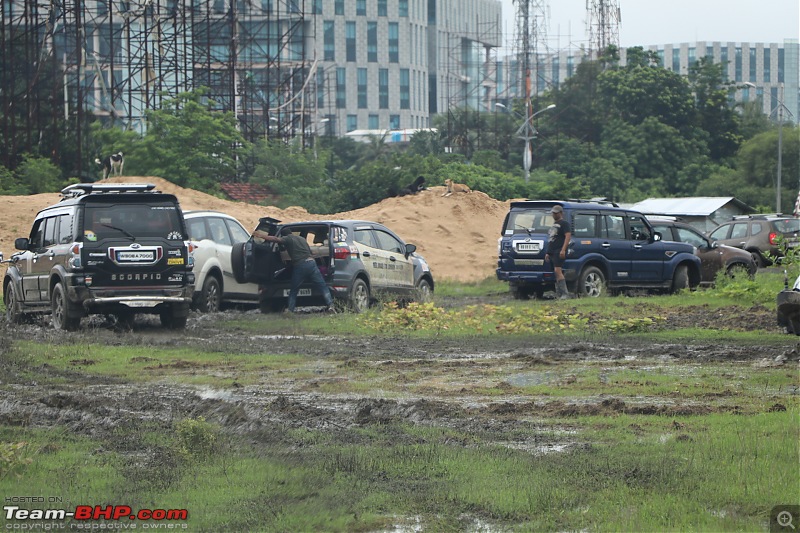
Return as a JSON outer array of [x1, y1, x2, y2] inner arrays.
[[2, 183, 195, 330], [496, 200, 702, 298], [232, 218, 434, 313], [647, 217, 757, 285], [184, 210, 258, 312], [777, 273, 800, 335], [707, 215, 800, 267]]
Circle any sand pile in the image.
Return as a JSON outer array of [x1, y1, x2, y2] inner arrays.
[[0, 176, 511, 282]]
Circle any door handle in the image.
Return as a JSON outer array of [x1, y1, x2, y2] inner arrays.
[[602, 243, 612, 248], [633, 244, 642, 249], [361, 251, 371, 257]]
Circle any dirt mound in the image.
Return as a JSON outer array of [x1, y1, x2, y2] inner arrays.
[[0, 176, 510, 282]]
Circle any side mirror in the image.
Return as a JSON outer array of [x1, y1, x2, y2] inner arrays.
[[709, 240, 718, 249], [14, 237, 29, 251], [405, 243, 417, 258], [651, 232, 661, 242]]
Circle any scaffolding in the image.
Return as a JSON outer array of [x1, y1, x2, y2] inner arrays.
[[1, 0, 315, 175]]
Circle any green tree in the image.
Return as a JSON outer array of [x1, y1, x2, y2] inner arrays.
[[15, 154, 62, 194], [688, 57, 742, 161], [0, 165, 26, 195]]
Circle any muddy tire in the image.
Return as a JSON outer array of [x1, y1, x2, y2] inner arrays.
[[671, 265, 689, 293], [726, 262, 753, 280], [749, 250, 765, 268], [160, 305, 188, 329], [198, 275, 222, 313], [260, 298, 285, 314], [510, 285, 531, 300], [415, 278, 433, 303], [576, 266, 605, 298], [51, 282, 81, 331], [4, 283, 24, 325], [231, 242, 247, 284], [349, 278, 370, 313]]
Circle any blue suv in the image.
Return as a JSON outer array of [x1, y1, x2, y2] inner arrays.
[[496, 200, 701, 298]]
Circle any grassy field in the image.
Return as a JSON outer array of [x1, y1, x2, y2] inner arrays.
[[0, 272, 798, 531]]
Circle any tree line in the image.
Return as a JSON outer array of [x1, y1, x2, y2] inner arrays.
[[1, 47, 797, 214]]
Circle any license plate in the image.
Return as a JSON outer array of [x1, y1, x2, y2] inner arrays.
[[516, 243, 540, 252], [117, 251, 155, 261], [282, 288, 312, 297], [515, 259, 544, 266], [122, 300, 159, 308]]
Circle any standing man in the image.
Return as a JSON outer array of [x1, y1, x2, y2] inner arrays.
[[256, 227, 336, 313], [544, 205, 572, 300]]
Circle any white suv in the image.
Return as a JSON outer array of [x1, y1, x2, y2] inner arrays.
[[184, 211, 258, 312]]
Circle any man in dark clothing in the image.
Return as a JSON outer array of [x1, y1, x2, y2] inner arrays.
[[257, 227, 335, 313], [544, 205, 572, 300]]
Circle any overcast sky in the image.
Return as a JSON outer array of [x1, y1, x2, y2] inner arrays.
[[499, 0, 799, 50]]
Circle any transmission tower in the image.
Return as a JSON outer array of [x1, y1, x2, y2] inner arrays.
[[586, 0, 621, 56]]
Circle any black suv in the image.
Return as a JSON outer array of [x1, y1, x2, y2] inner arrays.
[[707, 215, 800, 267], [2, 183, 195, 330], [496, 200, 702, 298], [232, 218, 434, 313]]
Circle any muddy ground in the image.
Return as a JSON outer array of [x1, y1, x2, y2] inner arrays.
[[2, 295, 798, 449]]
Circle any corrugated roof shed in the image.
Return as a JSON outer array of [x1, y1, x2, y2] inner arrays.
[[630, 197, 753, 216]]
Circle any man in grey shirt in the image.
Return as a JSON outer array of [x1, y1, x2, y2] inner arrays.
[[257, 227, 335, 313]]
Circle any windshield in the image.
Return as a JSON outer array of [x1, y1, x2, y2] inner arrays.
[[83, 203, 184, 242], [504, 209, 555, 234]]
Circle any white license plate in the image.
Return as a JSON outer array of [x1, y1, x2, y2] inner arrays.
[[117, 251, 155, 261], [282, 288, 312, 297], [515, 259, 544, 266], [516, 243, 540, 252], [122, 300, 159, 308]]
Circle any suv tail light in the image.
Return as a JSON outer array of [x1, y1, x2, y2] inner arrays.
[[68, 242, 83, 269], [769, 232, 778, 245], [333, 245, 358, 260]]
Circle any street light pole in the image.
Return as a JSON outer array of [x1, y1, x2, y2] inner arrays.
[[496, 102, 556, 182]]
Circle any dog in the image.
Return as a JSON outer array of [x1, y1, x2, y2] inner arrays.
[[95, 152, 124, 179], [397, 175, 426, 197], [441, 178, 471, 197]]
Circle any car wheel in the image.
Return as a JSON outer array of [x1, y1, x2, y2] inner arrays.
[[510, 285, 531, 300], [4, 283, 24, 325], [415, 278, 433, 303], [160, 304, 188, 329], [231, 242, 247, 284], [349, 278, 370, 313], [198, 275, 222, 313], [671, 265, 689, 293], [51, 282, 81, 331], [577, 266, 605, 298], [749, 250, 765, 268], [726, 262, 753, 280], [260, 298, 285, 314]]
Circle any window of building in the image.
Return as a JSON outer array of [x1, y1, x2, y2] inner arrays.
[[368, 114, 379, 129], [778, 48, 785, 83], [357, 68, 368, 109], [378, 0, 387, 16], [323, 21, 335, 61], [735, 47, 742, 82], [389, 115, 400, 129], [367, 22, 378, 62], [312, 0, 321, 14], [347, 114, 358, 132], [388, 23, 399, 63], [317, 70, 326, 109], [334, 0, 344, 15], [346, 21, 356, 62], [671, 50, 680, 73], [749, 47, 756, 82], [400, 69, 410, 109], [706, 45, 713, 59], [357, 0, 366, 16], [551, 56, 559, 87], [688, 47, 696, 69], [379, 69, 389, 109], [336, 68, 346, 109], [720, 48, 729, 80], [771, 86, 779, 113], [763, 48, 771, 83], [399, 0, 408, 17]]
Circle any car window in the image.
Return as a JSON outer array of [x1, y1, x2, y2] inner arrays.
[[374, 229, 404, 253], [675, 227, 706, 248], [751, 222, 762, 236], [207, 217, 232, 246], [85, 204, 183, 239], [354, 228, 379, 248], [187, 218, 210, 241], [43, 216, 57, 247], [57, 214, 72, 244], [573, 213, 597, 238], [774, 219, 800, 233], [650, 224, 673, 241], [29, 219, 44, 249], [602, 214, 625, 239], [506, 208, 554, 233], [730, 223, 748, 239], [225, 218, 250, 244], [627, 215, 651, 241], [709, 224, 730, 240]]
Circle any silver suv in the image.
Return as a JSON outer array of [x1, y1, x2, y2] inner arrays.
[[232, 219, 434, 312], [184, 210, 258, 312], [708, 215, 800, 267]]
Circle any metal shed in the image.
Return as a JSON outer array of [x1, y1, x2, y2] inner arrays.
[[629, 197, 755, 233]]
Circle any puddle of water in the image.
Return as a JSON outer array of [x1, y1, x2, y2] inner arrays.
[[506, 371, 559, 387]]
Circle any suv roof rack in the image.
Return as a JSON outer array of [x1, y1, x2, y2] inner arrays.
[[60, 182, 157, 199], [730, 213, 786, 220], [564, 197, 620, 207]]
